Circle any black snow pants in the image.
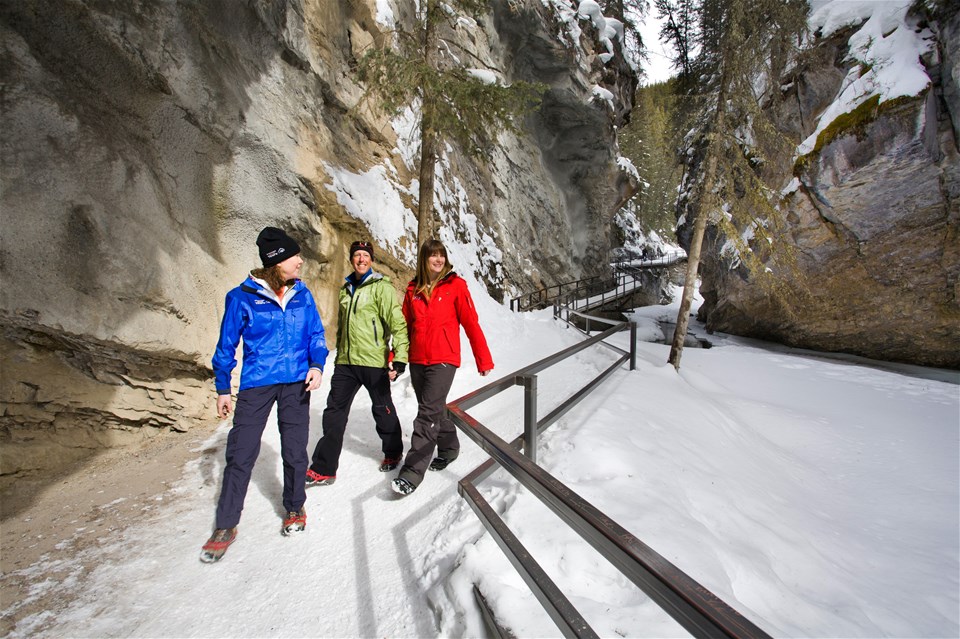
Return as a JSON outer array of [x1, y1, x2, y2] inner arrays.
[[309, 364, 402, 476]]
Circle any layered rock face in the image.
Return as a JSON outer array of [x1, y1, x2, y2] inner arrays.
[[0, 0, 636, 486], [695, 9, 959, 369]]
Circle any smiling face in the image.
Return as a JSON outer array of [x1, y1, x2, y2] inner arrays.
[[426, 251, 446, 280], [351, 249, 372, 278], [277, 253, 303, 282]]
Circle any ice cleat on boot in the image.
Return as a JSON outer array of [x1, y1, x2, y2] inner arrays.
[[200, 527, 237, 563]]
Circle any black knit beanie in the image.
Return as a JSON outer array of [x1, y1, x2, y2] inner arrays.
[[350, 240, 374, 261], [257, 227, 301, 267]]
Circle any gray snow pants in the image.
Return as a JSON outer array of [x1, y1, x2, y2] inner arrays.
[[397, 363, 459, 487]]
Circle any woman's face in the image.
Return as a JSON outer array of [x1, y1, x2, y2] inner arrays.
[[277, 253, 303, 282], [427, 251, 446, 278]]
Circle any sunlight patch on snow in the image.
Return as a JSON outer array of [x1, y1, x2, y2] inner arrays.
[[391, 104, 421, 172], [432, 144, 503, 289], [466, 68, 499, 85], [322, 161, 418, 265], [374, 0, 396, 28]]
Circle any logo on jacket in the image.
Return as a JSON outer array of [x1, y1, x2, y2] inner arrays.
[[254, 299, 270, 305]]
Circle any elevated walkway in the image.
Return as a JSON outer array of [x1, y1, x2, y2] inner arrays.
[[510, 251, 687, 314]]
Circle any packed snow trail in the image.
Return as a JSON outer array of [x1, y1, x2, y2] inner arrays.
[[4, 306, 593, 638], [32, 404, 463, 637], [5, 291, 957, 638]]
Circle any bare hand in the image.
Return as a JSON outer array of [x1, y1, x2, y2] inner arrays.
[[388, 369, 398, 381], [305, 368, 323, 391], [216, 395, 233, 419], [479, 368, 493, 377]]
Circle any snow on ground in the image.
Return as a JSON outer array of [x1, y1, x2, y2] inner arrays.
[[439, 301, 959, 637], [2, 271, 957, 638]]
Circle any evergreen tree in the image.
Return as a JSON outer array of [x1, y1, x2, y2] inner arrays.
[[653, 0, 698, 84], [619, 79, 683, 237], [357, 0, 545, 246], [665, 0, 808, 370]]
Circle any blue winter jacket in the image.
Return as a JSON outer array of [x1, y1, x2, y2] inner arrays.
[[213, 276, 329, 394]]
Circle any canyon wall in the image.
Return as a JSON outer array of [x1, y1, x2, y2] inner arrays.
[[0, 0, 638, 488]]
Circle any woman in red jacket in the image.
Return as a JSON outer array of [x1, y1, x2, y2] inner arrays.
[[392, 239, 494, 495]]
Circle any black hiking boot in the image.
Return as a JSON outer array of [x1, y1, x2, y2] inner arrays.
[[379, 457, 402, 472], [428, 456, 455, 472], [391, 477, 416, 496]]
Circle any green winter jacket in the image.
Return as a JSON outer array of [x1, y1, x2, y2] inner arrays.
[[335, 271, 409, 368]]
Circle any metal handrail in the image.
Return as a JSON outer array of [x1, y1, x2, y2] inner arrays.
[[553, 273, 646, 322], [509, 274, 608, 312], [450, 407, 771, 638], [510, 253, 687, 313], [448, 293, 771, 638]]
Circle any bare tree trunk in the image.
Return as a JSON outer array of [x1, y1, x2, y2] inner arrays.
[[668, 63, 729, 371], [667, 171, 711, 369], [417, 103, 438, 247], [416, 0, 440, 248]]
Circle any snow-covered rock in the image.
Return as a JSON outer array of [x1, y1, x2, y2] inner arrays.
[[693, 1, 959, 369]]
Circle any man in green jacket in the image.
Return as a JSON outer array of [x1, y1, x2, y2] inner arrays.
[[306, 241, 409, 485]]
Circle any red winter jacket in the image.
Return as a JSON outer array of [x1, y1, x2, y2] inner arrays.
[[402, 272, 494, 372]]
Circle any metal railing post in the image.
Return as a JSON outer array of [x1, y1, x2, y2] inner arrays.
[[522, 374, 538, 463], [629, 321, 637, 371]]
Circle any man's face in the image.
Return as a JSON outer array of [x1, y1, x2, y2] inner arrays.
[[352, 250, 372, 277]]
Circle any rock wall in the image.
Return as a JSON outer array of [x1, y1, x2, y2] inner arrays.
[[0, 0, 636, 486], [693, 7, 959, 369]]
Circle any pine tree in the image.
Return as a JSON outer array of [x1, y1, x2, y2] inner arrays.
[[653, 0, 698, 84], [665, 0, 808, 370], [356, 0, 545, 246], [619, 80, 682, 237]]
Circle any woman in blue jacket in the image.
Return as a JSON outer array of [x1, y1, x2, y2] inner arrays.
[[201, 227, 329, 563]]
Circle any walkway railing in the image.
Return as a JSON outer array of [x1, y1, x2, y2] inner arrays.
[[447, 306, 770, 637], [509, 274, 608, 312], [510, 251, 686, 314], [553, 271, 645, 319]]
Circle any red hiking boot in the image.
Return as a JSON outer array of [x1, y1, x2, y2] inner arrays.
[[281, 507, 307, 536], [305, 469, 336, 486], [200, 527, 237, 563]]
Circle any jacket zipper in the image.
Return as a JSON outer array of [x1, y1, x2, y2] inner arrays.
[[346, 289, 359, 365], [257, 283, 300, 377]]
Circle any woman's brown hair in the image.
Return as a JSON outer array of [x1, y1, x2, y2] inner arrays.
[[250, 264, 293, 292], [413, 239, 453, 299]]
